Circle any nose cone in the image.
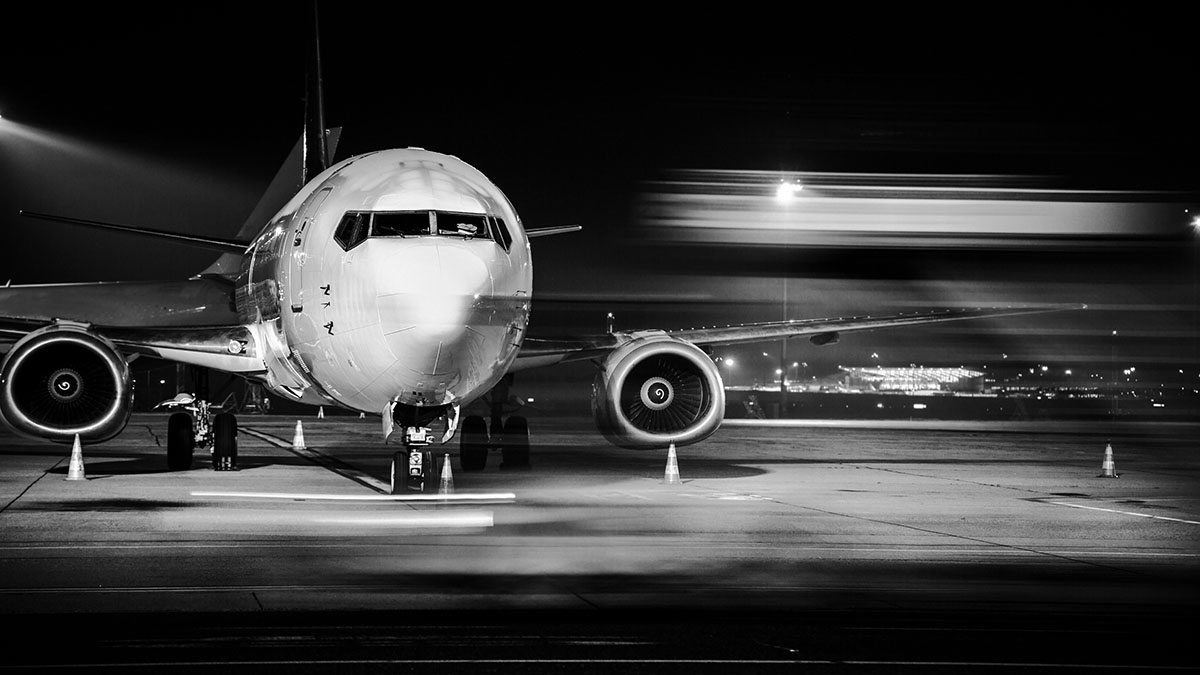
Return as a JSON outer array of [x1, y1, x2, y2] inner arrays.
[[375, 240, 494, 379]]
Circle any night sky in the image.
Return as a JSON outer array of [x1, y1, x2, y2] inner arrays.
[[1, 5, 1196, 403]]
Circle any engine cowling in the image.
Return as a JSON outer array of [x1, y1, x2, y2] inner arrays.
[[0, 325, 132, 443], [592, 333, 725, 449]]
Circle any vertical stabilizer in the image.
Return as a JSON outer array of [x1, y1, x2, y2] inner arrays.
[[304, 0, 329, 185]]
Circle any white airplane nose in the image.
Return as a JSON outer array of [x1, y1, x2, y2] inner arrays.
[[375, 241, 493, 375]]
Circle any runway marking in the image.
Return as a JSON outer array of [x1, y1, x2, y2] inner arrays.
[[190, 490, 515, 503], [240, 426, 391, 493], [1049, 501, 1200, 526]]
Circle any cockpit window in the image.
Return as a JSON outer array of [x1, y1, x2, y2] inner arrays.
[[334, 210, 508, 251], [372, 211, 432, 237], [491, 216, 513, 251], [334, 212, 370, 250], [436, 212, 490, 239]]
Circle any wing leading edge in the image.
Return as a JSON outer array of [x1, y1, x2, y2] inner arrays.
[[512, 304, 1085, 371]]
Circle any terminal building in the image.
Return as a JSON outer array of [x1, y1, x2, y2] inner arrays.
[[834, 366, 985, 393]]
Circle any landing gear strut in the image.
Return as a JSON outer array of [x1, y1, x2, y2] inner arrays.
[[156, 394, 237, 471], [459, 373, 531, 471]]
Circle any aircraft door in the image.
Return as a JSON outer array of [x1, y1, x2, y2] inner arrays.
[[287, 187, 332, 314]]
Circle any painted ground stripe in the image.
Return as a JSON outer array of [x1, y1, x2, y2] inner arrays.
[[1050, 501, 1200, 525], [240, 425, 392, 493]]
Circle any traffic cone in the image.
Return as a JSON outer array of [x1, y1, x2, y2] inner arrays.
[[317, 406, 325, 419], [663, 443, 681, 484], [65, 434, 86, 481], [359, 412, 365, 419], [1098, 442, 1118, 478], [293, 420, 306, 450], [439, 453, 454, 494]]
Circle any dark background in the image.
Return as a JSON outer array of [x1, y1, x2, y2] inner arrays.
[[1, 4, 1196, 411]]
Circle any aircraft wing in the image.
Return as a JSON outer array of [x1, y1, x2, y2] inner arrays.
[[0, 281, 264, 374], [511, 304, 1084, 371]]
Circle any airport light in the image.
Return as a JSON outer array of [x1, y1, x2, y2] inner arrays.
[[775, 180, 803, 203]]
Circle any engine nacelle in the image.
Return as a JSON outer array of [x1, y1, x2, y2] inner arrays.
[[0, 325, 132, 443], [592, 333, 725, 449]]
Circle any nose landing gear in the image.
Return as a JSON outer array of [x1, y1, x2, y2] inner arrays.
[[389, 426, 444, 494]]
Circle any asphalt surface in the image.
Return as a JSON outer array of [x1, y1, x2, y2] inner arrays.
[[1, 413, 1197, 672]]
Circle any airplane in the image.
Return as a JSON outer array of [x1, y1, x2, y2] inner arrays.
[[0, 19, 1080, 494]]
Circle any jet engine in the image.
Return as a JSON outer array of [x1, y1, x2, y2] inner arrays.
[[592, 333, 725, 449], [0, 325, 132, 443]]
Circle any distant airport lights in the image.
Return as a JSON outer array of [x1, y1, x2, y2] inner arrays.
[[775, 180, 803, 203]]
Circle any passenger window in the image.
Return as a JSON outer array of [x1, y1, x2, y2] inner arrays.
[[372, 212, 431, 237], [491, 216, 513, 251], [334, 212, 370, 250], [436, 212, 491, 240]]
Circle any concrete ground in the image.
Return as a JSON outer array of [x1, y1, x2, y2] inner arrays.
[[1, 413, 1197, 671]]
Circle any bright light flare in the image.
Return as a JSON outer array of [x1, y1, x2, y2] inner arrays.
[[775, 180, 803, 203]]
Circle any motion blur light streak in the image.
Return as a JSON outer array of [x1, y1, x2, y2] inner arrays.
[[639, 169, 1195, 248], [312, 511, 495, 529]]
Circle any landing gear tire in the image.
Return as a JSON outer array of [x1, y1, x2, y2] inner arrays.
[[392, 449, 440, 494], [460, 415, 489, 472], [500, 415, 530, 470], [213, 412, 238, 471], [166, 412, 194, 471]]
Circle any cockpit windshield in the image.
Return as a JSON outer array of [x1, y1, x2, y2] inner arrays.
[[436, 213, 489, 238], [334, 210, 502, 251], [372, 212, 431, 238]]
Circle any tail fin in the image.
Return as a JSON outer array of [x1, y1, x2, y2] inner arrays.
[[304, 0, 330, 185], [202, 1, 338, 277]]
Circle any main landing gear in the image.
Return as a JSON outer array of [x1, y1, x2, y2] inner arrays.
[[156, 394, 237, 471], [459, 373, 531, 473]]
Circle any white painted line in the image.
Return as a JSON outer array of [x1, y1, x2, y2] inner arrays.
[[239, 426, 392, 493], [191, 490, 516, 503], [1050, 501, 1200, 526]]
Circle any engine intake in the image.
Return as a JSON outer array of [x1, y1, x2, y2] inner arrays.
[[592, 334, 724, 449], [0, 326, 131, 443]]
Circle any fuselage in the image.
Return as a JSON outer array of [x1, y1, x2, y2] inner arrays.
[[236, 148, 531, 415]]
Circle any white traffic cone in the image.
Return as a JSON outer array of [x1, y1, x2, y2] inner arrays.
[[317, 406, 325, 419], [439, 453, 454, 495], [66, 434, 86, 481], [663, 443, 681, 484], [293, 420, 306, 450], [1098, 442, 1118, 478], [359, 412, 365, 419]]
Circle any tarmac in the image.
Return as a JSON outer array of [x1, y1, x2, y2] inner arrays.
[[1, 413, 1197, 672]]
